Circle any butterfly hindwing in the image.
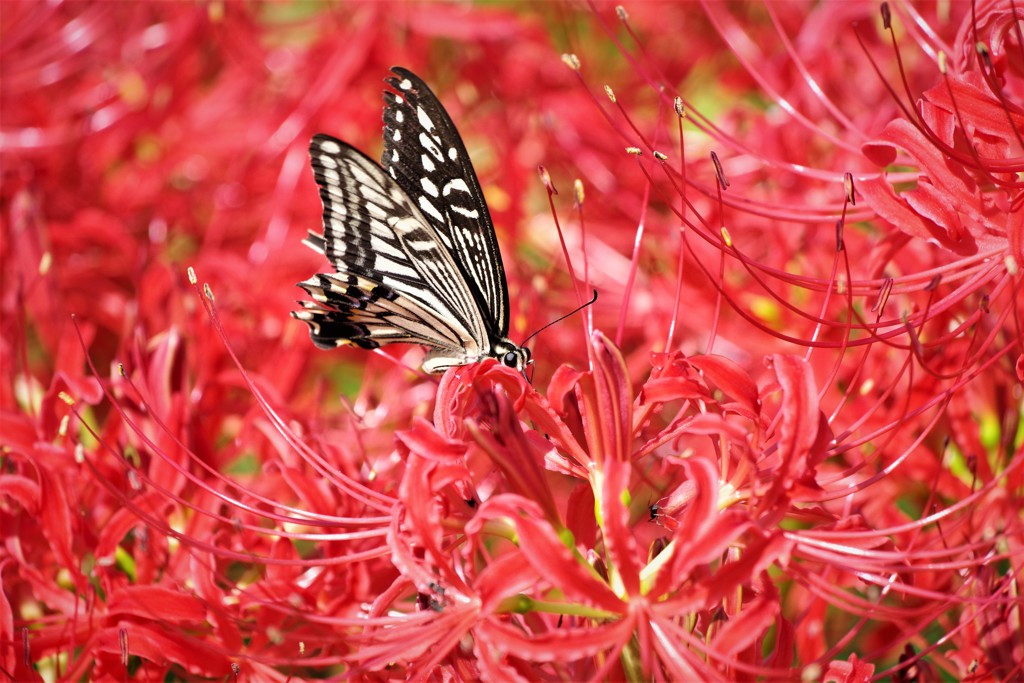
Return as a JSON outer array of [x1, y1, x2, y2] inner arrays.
[[382, 67, 510, 339]]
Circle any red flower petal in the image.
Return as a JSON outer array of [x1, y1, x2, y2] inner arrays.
[[638, 376, 709, 405], [505, 499, 625, 614], [474, 552, 540, 613], [107, 585, 207, 625], [475, 615, 636, 663], [396, 417, 468, 463], [713, 592, 778, 656], [547, 364, 585, 414], [823, 653, 875, 683], [599, 460, 643, 595], [36, 462, 84, 592], [687, 354, 761, 417], [0, 474, 40, 513], [94, 623, 229, 677], [586, 331, 633, 464], [766, 354, 822, 486]]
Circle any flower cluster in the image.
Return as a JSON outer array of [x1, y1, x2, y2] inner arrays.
[[2, 1, 1021, 681]]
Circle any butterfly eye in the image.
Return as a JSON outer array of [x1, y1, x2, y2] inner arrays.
[[503, 351, 519, 368]]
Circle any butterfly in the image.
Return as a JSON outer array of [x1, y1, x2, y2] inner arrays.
[[293, 67, 530, 374]]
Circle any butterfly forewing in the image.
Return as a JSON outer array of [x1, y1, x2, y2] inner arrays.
[[382, 67, 510, 339]]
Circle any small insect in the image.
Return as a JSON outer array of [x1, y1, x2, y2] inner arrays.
[[293, 67, 530, 374], [648, 501, 662, 523]]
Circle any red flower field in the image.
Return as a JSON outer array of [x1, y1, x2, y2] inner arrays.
[[2, 1, 1022, 681]]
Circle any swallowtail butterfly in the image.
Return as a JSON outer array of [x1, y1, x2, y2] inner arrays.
[[293, 67, 530, 374]]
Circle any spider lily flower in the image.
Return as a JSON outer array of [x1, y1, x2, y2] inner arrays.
[[367, 334, 802, 678], [860, 6, 1023, 260]]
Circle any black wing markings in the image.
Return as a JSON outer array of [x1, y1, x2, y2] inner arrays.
[[381, 67, 510, 338]]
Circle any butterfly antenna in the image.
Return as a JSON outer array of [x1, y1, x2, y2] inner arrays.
[[521, 289, 598, 347]]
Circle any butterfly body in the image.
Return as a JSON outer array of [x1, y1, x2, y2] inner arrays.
[[294, 68, 529, 374]]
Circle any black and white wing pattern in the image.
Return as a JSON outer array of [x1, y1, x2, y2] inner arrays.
[[293, 67, 530, 374], [381, 67, 509, 339]]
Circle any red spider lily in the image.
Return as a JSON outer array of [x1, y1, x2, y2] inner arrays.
[[3, 1, 1023, 681], [355, 344, 759, 678]]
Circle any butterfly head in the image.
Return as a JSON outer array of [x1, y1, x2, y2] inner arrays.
[[493, 339, 531, 376]]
